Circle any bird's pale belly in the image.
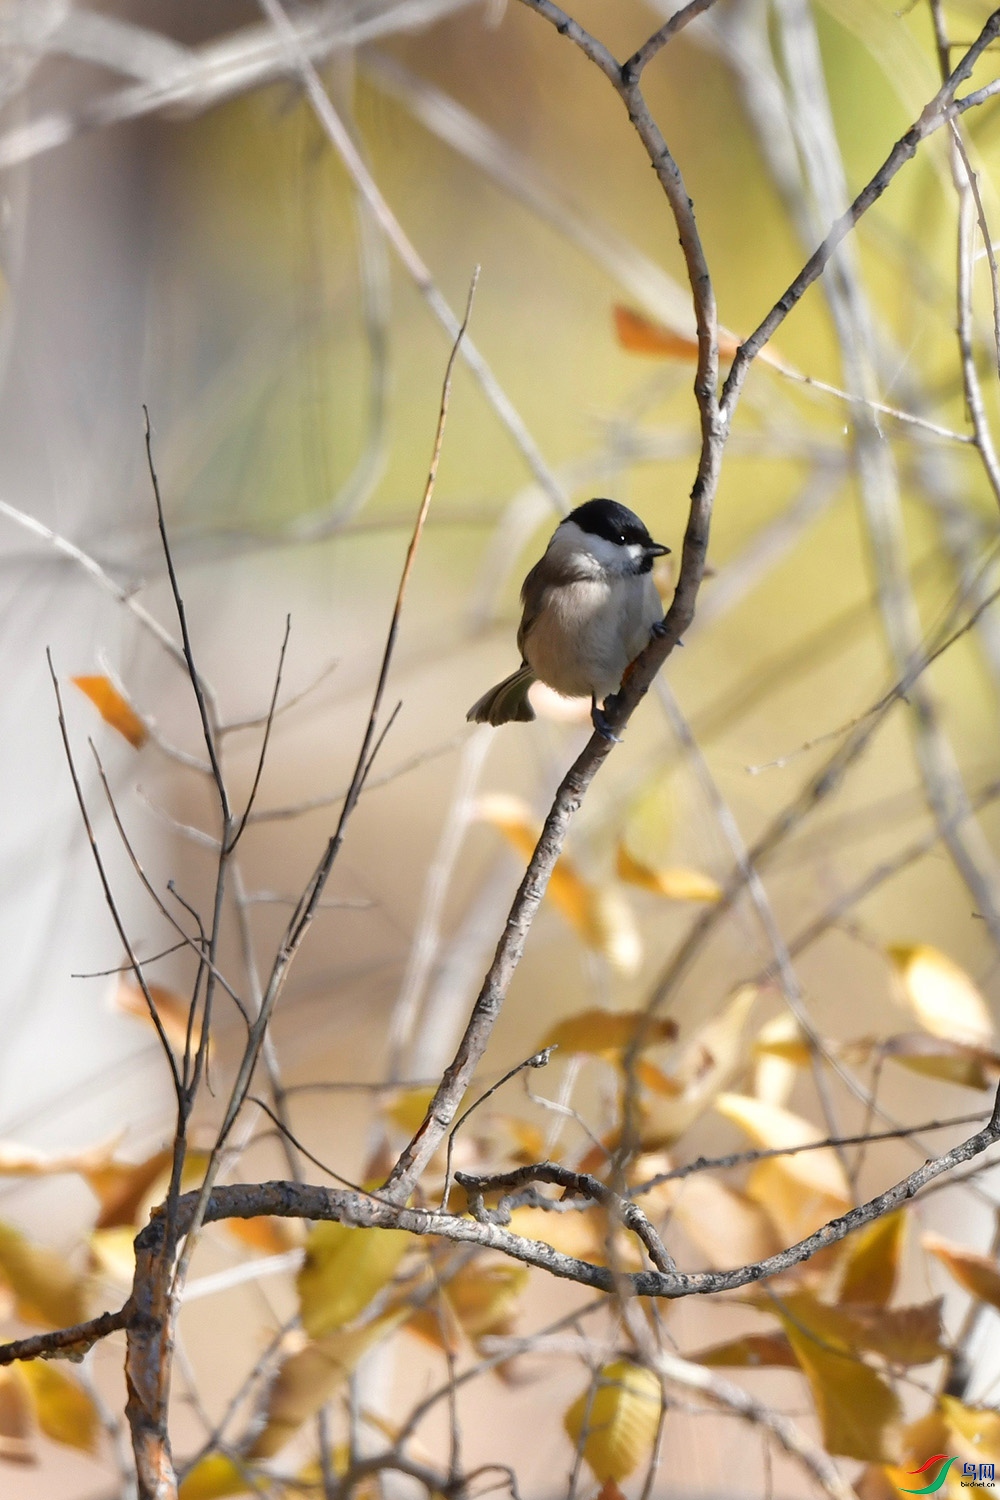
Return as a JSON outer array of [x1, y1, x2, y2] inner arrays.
[[523, 575, 661, 701]]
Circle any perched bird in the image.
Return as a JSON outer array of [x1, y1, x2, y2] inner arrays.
[[467, 498, 671, 739]]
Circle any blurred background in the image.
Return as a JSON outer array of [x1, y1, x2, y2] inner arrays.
[[1, 0, 1000, 1494]]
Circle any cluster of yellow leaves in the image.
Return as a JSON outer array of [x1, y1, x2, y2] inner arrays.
[[475, 794, 721, 977]]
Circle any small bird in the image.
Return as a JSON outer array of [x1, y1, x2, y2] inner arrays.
[[467, 498, 671, 739]]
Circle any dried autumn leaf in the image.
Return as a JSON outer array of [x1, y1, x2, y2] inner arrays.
[[476, 794, 641, 972], [385, 1086, 435, 1138], [923, 1232, 1000, 1310], [83, 1148, 174, 1229], [746, 1156, 850, 1244], [564, 1359, 662, 1483], [19, 1360, 98, 1453], [507, 1205, 606, 1263], [888, 945, 994, 1049], [0, 1138, 120, 1182], [0, 1368, 35, 1464], [642, 987, 758, 1146], [752, 1015, 810, 1107], [71, 674, 148, 748], [688, 1331, 797, 1368], [717, 1093, 850, 1202], [775, 1290, 943, 1368], [881, 1032, 999, 1090], [615, 845, 722, 903], [409, 1258, 528, 1353], [540, 1008, 677, 1058], [178, 1454, 254, 1500], [839, 1212, 905, 1308], [942, 1396, 1000, 1461], [114, 980, 212, 1060], [0, 1222, 87, 1328], [224, 1216, 297, 1256], [668, 1175, 780, 1270], [612, 305, 741, 361], [297, 1223, 409, 1339], [776, 1301, 902, 1461], [88, 1227, 136, 1285], [249, 1312, 406, 1459], [441, 1257, 528, 1341]]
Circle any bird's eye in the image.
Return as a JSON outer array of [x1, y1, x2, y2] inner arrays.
[[618, 534, 626, 544]]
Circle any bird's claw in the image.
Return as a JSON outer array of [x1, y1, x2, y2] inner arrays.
[[591, 701, 622, 743], [651, 617, 669, 639]]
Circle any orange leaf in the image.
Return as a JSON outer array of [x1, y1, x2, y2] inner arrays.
[[0, 1368, 35, 1464], [83, 1149, 174, 1229], [923, 1232, 1000, 1310], [881, 1031, 999, 1089], [477, 795, 641, 971], [689, 1331, 797, 1368], [114, 979, 211, 1059], [71, 675, 147, 748], [540, 1008, 677, 1057], [613, 305, 741, 360], [616, 845, 722, 903]]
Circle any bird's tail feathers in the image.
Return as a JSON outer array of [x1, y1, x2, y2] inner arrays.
[[466, 665, 536, 725]]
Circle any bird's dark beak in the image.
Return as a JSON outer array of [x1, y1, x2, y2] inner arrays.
[[647, 542, 671, 558]]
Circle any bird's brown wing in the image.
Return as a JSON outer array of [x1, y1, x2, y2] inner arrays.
[[516, 556, 550, 660]]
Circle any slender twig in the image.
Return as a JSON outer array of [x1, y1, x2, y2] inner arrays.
[[143, 408, 230, 822], [225, 614, 291, 852], [47, 654, 182, 1100], [441, 1046, 556, 1210]]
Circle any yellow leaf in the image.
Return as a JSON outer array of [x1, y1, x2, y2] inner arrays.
[[642, 988, 758, 1146], [888, 945, 994, 1049], [716, 1093, 850, 1202], [776, 1299, 902, 1462], [83, 1148, 174, 1229], [297, 1223, 409, 1339], [774, 1291, 942, 1368], [0, 1222, 87, 1329], [882, 1032, 999, 1090], [114, 980, 212, 1060], [564, 1359, 662, 1483], [943, 1396, 1000, 1461], [19, 1361, 98, 1453], [224, 1216, 298, 1256], [408, 1258, 528, 1354], [249, 1313, 406, 1459], [688, 1331, 797, 1368], [0, 1367, 35, 1464], [667, 1176, 779, 1270], [385, 1087, 436, 1138], [88, 1227, 136, 1285], [71, 674, 148, 748], [923, 1232, 1000, 1310], [839, 1212, 905, 1308], [540, 1009, 677, 1057], [476, 795, 640, 971], [746, 1156, 846, 1244], [752, 1015, 810, 1107], [178, 1454, 255, 1500], [507, 1205, 606, 1263], [615, 846, 722, 903]]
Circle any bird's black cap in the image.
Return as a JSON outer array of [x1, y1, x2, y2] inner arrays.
[[568, 498, 667, 553]]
